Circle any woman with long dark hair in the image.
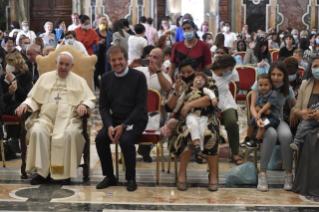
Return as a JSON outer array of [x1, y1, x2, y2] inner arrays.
[[278, 34, 296, 58], [243, 37, 272, 67], [211, 34, 225, 58], [299, 37, 311, 62], [112, 20, 130, 51]]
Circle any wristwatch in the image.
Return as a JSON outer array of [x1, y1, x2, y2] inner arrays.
[[156, 70, 162, 74], [173, 92, 178, 96], [121, 124, 127, 131]]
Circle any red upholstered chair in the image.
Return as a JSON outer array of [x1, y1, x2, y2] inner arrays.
[[272, 50, 279, 62], [298, 66, 305, 75], [234, 51, 246, 62], [269, 49, 279, 54], [235, 65, 257, 103], [0, 115, 27, 176], [115, 89, 164, 183]]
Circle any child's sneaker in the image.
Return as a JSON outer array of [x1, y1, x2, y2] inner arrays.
[[290, 142, 299, 150], [246, 138, 259, 148], [241, 136, 250, 147]]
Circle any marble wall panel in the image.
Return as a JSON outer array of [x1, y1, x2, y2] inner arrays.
[[103, 0, 130, 24], [277, 0, 308, 30]]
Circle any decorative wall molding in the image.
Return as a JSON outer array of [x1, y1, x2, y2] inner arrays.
[[124, 0, 134, 24], [265, 0, 274, 31], [301, 0, 312, 29], [5, 2, 10, 30], [276, 4, 284, 31], [251, 0, 262, 5], [242, 0, 246, 24], [136, 0, 145, 24]]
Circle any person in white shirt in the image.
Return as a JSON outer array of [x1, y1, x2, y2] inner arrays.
[[197, 22, 213, 41], [56, 31, 88, 56], [128, 48, 172, 162], [67, 13, 81, 31], [128, 24, 148, 64], [222, 21, 237, 54], [16, 21, 36, 46]]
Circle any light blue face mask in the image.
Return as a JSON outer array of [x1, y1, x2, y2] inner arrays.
[[165, 40, 171, 47], [312, 68, 319, 79], [275, 81, 284, 88], [288, 74, 297, 82], [59, 26, 64, 31], [316, 38, 319, 45], [293, 35, 298, 40], [183, 31, 194, 40], [222, 70, 232, 77], [66, 38, 75, 45], [312, 31, 316, 35]]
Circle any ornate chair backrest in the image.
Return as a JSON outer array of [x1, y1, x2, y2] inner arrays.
[[36, 45, 97, 90]]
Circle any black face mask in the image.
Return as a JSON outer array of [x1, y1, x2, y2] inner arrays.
[[181, 73, 195, 84]]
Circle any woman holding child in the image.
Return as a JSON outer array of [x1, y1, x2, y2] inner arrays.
[[250, 62, 296, 192], [165, 58, 223, 192], [292, 56, 319, 196]]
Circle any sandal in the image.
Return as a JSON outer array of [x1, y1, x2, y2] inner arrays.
[[194, 144, 201, 154], [195, 154, 204, 164], [234, 158, 243, 166], [201, 154, 207, 164]]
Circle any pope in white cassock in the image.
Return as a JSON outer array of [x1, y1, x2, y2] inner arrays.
[[15, 51, 96, 185]]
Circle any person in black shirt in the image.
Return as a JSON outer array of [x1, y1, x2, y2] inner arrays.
[[278, 34, 296, 59], [18, 36, 30, 63], [95, 45, 148, 192]]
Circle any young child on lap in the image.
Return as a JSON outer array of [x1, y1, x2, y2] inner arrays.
[[245, 74, 281, 148], [171, 72, 217, 164]]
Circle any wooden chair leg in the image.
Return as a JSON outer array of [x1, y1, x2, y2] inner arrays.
[[156, 143, 159, 184], [254, 148, 258, 176], [160, 141, 165, 172], [20, 116, 27, 179], [115, 144, 119, 180], [0, 139, 5, 167], [174, 155, 178, 183], [167, 153, 171, 173], [244, 147, 249, 163], [121, 150, 125, 171], [82, 122, 90, 181]]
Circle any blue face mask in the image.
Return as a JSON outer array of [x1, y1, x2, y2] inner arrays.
[[66, 38, 75, 45], [222, 70, 232, 77], [312, 68, 319, 79], [288, 74, 296, 82], [316, 38, 319, 45], [59, 26, 64, 31], [183, 31, 194, 40], [275, 81, 284, 88], [312, 31, 317, 35], [293, 35, 298, 40]]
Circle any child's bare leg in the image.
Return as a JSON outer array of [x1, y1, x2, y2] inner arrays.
[[255, 127, 266, 140], [247, 125, 255, 139]]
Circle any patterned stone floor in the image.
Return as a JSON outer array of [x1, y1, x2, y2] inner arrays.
[[0, 95, 319, 211]]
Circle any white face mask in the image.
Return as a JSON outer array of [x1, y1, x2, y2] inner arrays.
[[223, 26, 230, 32], [6, 64, 16, 73], [206, 40, 213, 45], [82, 24, 90, 30], [279, 34, 284, 38]]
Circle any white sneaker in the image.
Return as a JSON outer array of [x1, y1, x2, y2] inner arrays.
[[284, 173, 293, 191], [257, 172, 268, 192]]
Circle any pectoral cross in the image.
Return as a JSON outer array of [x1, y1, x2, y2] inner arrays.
[[55, 94, 61, 105]]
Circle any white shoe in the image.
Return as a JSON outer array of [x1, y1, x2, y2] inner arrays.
[[257, 172, 268, 192], [284, 173, 293, 191]]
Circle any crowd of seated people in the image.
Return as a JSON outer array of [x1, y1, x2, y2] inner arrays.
[[0, 13, 318, 197]]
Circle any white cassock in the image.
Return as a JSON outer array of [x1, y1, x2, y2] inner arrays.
[[23, 71, 96, 180]]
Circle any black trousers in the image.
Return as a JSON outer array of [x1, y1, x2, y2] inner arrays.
[[96, 123, 145, 181]]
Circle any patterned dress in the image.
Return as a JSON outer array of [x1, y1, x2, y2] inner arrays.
[[168, 77, 224, 156]]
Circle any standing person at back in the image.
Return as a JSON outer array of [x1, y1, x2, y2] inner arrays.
[[144, 18, 158, 46], [112, 20, 130, 51], [15, 21, 36, 46], [92, 14, 101, 29], [67, 13, 81, 31], [120, 19, 135, 35], [222, 21, 237, 54], [128, 24, 148, 64]]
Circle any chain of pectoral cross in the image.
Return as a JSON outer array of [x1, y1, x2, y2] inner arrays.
[[54, 78, 64, 105]]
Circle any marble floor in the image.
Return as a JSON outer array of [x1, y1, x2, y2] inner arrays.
[[1, 95, 319, 212]]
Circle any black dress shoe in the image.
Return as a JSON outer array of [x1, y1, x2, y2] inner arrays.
[[142, 155, 153, 163], [30, 174, 47, 185], [127, 180, 137, 192], [60, 178, 71, 185], [96, 176, 117, 189]]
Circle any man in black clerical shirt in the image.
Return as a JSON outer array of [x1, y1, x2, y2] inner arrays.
[[95, 45, 148, 192], [26, 44, 41, 84]]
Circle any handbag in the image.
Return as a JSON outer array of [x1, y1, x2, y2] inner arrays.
[[146, 111, 161, 130], [225, 162, 259, 185]]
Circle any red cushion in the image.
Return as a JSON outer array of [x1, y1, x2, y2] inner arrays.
[[136, 134, 160, 144], [2, 115, 20, 123], [236, 94, 246, 101]]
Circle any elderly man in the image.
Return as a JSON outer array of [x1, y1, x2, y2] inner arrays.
[[67, 13, 81, 31], [15, 52, 96, 185], [15, 21, 36, 46], [128, 48, 172, 162], [26, 44, 42, 83], [96, 46, 148, 192]]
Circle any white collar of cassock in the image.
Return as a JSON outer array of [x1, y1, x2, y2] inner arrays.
[[56, 70, 70, 80], [114, 66, 129, 77]]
